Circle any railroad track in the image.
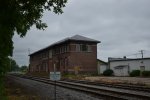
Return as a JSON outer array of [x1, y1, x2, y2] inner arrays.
[[9, 74, 150, 100], [62, 79, 150, 92]]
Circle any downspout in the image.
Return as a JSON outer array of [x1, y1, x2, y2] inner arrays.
[[48, 51, 50, 73]]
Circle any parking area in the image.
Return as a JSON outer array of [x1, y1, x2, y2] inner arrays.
[[84, 76, 150, 86]]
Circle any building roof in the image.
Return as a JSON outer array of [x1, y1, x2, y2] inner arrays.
[[69, 35, 100, 42], [108, 57, 150, 62], [97, 59, 108, 64], [29, 35, 100, 56]]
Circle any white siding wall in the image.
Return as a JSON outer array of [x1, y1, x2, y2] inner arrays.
[[98, 65, 107, 74], [110, 59, 150, 76], [113, 66, 128, 76], [101, 65, 107, 74]]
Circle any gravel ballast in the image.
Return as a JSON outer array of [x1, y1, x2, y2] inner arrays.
[[7, 76, 102, 100]]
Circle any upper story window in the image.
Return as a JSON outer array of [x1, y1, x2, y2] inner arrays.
[[42, 52, 47, 58], [76, 44, 92, 52], [49, 50, 52, 58], [52, 45, 70, 55]]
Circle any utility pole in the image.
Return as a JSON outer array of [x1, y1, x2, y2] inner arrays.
[[139, 50, 144, 59], [139, 50, 145, 76]]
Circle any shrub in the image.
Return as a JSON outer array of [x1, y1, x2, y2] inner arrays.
[[103, 69, 114, 76], [142, 71, 150, 77], [130, 70, 140, 77]]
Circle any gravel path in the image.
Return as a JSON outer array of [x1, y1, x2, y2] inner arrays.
[[8, 76, 102, 100]]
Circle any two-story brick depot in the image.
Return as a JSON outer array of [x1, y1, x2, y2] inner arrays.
[[29, 35, 100, 74]]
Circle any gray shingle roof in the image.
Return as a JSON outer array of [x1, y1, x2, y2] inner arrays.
[[29, 35, 100, 56], [109, 57, 150, 62], [69, 35, 100, 42]]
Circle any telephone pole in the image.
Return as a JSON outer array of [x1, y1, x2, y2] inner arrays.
[[139, 50, 144, 58]]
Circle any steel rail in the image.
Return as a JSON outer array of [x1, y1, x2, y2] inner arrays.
[[62, 79, 150, 92]]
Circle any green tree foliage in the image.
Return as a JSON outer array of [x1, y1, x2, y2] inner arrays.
[[20, 65, 28, 72], [0, 0, 67, 98], [0, 0, 67, 74], [10, 59, 20, 71]]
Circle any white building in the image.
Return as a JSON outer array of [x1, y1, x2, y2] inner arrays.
[[97, 59, 108, 74], [109, 57, 150, 76]]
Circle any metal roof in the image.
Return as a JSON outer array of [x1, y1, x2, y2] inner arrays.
[[109, 57, 150, 62], [97, 59, 108, 64], [29, 35, 100, 56]]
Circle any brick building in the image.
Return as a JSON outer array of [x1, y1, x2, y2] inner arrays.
[[29, 35, 100, 74]]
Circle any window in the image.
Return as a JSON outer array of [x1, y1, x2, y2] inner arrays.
[[76, 44, 91, 52], [60, 47, 63, 53], [56, 48, 60, 54], [76, 44, 80, 52], [64, 45, 67, 52], [42, 52, 47, 58], [80, 44, 88, 51], [39, 53, 42, 59], [53, 48, 60, 55], [60, 45, 69, 53], [42, 62, 48, 72], [87, 45, 92, 52], [49, 50, 52, 58]]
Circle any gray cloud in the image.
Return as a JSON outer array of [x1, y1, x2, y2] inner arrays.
[[13, 0, 150, 66]]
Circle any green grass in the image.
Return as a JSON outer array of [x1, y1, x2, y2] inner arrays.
[[26, 72, 49, 78]]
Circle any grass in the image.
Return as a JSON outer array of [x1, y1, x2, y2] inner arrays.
[[27, 72, 99, 80], [62, 73, 98, 80], [26, 72, 49, 78]]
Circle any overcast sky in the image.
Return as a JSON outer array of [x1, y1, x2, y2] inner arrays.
[[13, 0, 150, 66]]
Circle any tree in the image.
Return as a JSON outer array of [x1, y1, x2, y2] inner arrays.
[[10, 59, 20, 71], [0, 0, 67, 99], [0, 0, 67, 75], [20, 65, 28, 72]]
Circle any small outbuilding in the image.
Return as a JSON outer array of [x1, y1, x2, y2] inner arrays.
[[108, 57, 150, 76], [97, 59, 108, 74]]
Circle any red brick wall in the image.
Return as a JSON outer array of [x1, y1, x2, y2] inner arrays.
[[29, 41, 98, 74], [68, 43, 97, 73]]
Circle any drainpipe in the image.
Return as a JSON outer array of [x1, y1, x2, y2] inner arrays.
[[48, 51, 50, 73]]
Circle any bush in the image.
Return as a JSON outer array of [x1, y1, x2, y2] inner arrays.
[[130, 70, 140, 77], [103, 69, 114, 76], [142, 71, 150, 77]]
